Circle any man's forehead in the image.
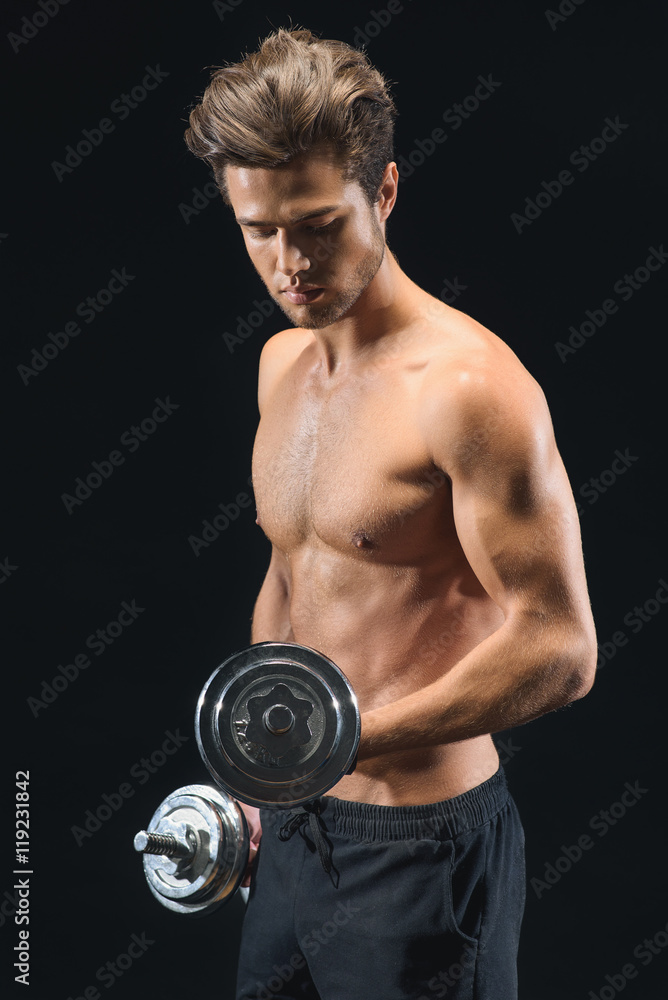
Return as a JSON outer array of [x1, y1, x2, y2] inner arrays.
[[226, 151, 350, 209]]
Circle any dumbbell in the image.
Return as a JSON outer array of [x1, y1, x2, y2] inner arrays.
[[196, 641, 360, 807], [134, 642, 360, 915], [133, 783, 249, 916]]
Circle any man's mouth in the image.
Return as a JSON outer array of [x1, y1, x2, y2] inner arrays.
[[282, 287, 325, 304]]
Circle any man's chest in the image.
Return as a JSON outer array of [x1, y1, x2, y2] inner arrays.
[[251, 372, 449, 556]]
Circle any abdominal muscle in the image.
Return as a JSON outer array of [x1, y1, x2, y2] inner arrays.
[[285, 545, 503, 807]]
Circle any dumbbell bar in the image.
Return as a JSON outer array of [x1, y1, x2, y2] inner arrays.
[[134, 784, 249, 915]]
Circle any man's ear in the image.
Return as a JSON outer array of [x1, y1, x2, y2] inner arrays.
[[376, 161, 399, 224]]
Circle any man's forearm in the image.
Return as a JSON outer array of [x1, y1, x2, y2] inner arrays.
[[358, 616, 596, 762]]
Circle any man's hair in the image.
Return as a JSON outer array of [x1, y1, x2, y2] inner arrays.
[[184, 26, 398, 208]]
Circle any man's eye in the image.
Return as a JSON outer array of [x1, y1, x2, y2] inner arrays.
[[248, 220, 337, 241], [305, 220, 337, 234]]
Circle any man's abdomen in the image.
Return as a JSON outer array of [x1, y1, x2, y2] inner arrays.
[[286, 543, 505, 806]]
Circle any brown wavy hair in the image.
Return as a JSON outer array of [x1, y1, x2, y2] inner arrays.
[[184, 26, 398, 208]]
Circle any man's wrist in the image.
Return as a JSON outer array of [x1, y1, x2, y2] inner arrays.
[[357, 709, 391, 763]]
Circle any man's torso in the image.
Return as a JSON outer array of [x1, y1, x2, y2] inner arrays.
[[252, 297, 524, 805]]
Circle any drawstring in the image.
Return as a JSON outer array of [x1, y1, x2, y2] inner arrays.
[[278, 800, 335, 878]]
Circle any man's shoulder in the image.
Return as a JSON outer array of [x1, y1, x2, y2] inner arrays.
[[261, 326, 315, 358], [257, 327, 315, 413], [423, 301, 545, 411], [417, 302, 551, 468]]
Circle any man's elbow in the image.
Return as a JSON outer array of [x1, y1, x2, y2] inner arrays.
[[553, 630, 598, 706]]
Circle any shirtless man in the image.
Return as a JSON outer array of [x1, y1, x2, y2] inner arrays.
[[185, 27, 597, 1000]]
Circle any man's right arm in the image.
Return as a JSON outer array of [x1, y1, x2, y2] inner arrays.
[[239, 547, 293, 884], [250, 544, 293, 643], [252, 327, 303, 643], [240, 331, 302, 880]]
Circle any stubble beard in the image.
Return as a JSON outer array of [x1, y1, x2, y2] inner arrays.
[[269, 222, 387, 331]]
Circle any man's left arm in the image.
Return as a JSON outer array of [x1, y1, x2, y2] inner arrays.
[[358, 364, 598, 762]]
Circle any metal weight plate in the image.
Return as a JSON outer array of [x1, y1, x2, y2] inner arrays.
[[195, 642, 361, 808], [134, 784, 249, 915]]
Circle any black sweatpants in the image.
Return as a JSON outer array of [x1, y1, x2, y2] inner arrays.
[[236, 766, 525, 1000]]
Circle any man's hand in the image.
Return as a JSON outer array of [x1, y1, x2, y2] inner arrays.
[[239, 802, 262, 888]]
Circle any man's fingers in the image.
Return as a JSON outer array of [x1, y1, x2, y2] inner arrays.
[[241, 842, 259, 888], [240, 802, 263, 843]]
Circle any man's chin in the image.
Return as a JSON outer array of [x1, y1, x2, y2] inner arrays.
[[275, 296, 346, 331]]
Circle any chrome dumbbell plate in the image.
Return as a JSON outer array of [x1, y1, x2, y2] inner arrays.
[[195, 642, 360, 807], [135, 784, 249, 915]]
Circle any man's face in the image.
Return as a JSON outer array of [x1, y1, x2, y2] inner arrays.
[[226, 149, 387, 330]]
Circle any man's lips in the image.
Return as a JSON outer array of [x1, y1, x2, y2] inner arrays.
[[281, 287, 324, 304]]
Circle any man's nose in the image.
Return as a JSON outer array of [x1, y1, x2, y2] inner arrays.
[[275, 231, 312, 276]]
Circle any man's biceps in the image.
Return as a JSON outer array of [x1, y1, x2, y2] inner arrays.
[[451, 479, 514, 545], [452, 497, 510, 590], [453, 493, 563, 595]]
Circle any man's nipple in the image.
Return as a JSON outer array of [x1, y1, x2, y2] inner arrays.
[[352, 531, 373, 550]]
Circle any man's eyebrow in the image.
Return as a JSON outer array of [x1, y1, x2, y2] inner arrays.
[[235, 205, 341, 227]]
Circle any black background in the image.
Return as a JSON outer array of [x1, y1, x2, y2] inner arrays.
[[3, 0, 667, 997]]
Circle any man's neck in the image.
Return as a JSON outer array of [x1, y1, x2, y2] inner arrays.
[[310, 251, 425, 376]]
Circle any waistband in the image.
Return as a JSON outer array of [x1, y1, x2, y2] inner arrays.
[[315, 765, 509, 842]]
